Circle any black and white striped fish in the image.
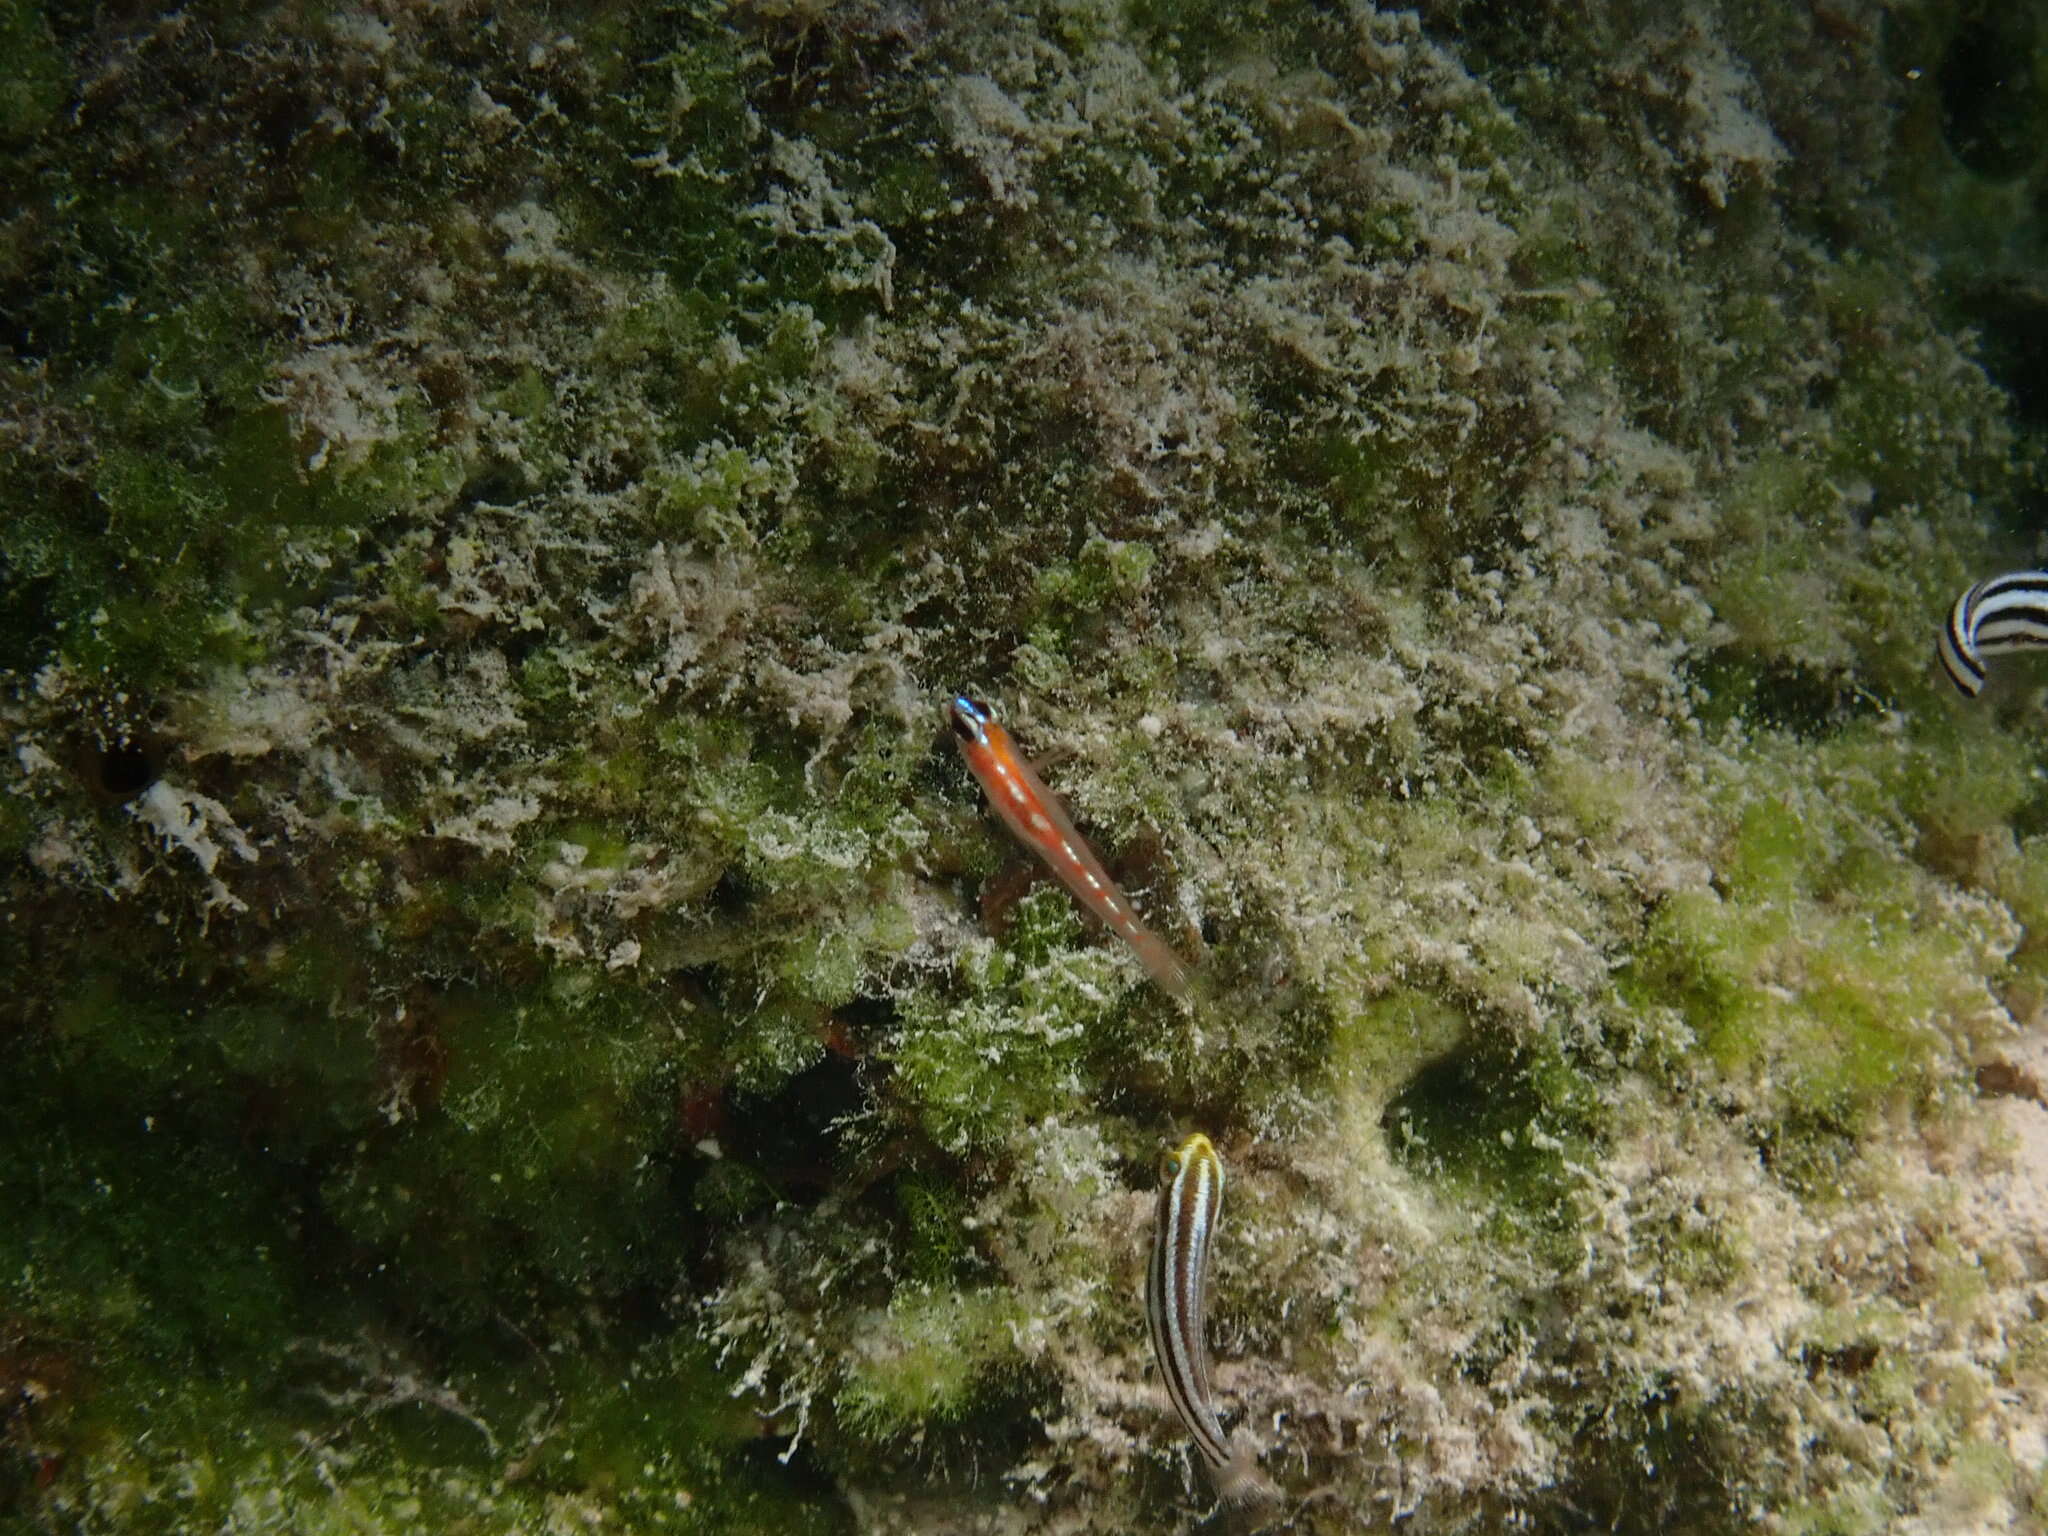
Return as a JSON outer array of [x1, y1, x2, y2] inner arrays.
[[1939, 570, 2048, 697], [1145, 1132, 1280, 1510]]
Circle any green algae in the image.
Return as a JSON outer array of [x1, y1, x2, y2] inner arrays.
[[833, 1286, 1027, 1443], [0, 2, 62, 146], [889, 892, 1132, 1155]]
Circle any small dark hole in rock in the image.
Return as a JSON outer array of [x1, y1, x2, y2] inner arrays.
[[723, 1054, 867, 1203], [707, 870, 753, 917], [95, 742, 158, 800], [737, 1430, 838, 1495]]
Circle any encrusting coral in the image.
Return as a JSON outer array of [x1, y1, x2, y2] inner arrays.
[[5, 0, 2048, 1531]]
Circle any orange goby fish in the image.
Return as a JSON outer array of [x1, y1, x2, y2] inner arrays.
[[947, 695, 1191, 998]]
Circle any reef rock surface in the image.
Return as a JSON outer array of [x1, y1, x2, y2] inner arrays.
[[5, 1, 2048, 1532]]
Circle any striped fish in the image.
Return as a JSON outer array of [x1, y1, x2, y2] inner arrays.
[[947, 695, 1191, 997], [1939, 570, 2048, 697], [1146, 1132, 1280, 1510]]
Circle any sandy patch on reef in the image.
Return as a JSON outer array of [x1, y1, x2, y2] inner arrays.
[[1978, 1012, 2048, 1238], [1983, 1095, 2048, 1238]]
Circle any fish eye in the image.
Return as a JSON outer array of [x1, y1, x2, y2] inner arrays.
[[948, 695, 991, 741]]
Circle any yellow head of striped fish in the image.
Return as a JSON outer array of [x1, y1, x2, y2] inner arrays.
[[1163, 1131, 1221, 1184]]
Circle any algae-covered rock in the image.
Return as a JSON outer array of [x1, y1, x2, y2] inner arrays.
[[5, 0, 2048, 1530]]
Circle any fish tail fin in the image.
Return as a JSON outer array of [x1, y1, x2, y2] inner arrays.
[[1130, 927, 1192, 998], [1211, 1439, 1282, 1513]]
